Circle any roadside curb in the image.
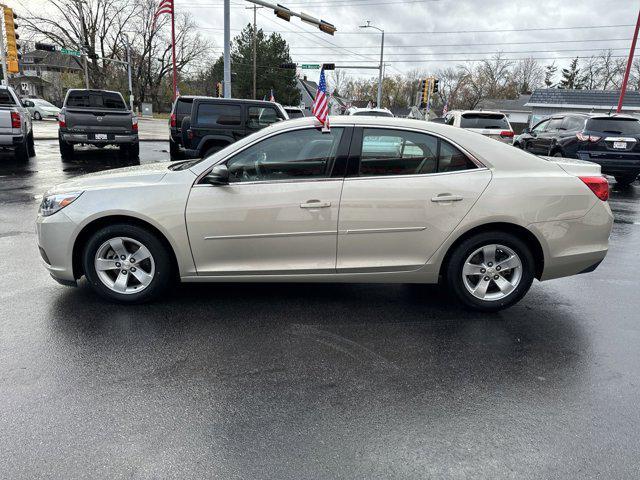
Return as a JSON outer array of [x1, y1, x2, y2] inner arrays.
[[34, 137, 168, 142]]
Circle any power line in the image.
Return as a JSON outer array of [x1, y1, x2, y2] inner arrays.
[[294, 54, 631, 64], [288, 47, 631, 56]]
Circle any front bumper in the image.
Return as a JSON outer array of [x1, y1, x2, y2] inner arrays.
[[36, 210, 78, 283], [529, 200, 613, 281], [61, 133, 139, 145], [576, 150, 640, 175]]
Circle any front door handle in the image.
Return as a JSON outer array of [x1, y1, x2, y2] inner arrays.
[[431, 194, 463, 203], [300, 200, 331, 209]]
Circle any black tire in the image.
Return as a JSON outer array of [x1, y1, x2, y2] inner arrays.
[[444, 231, 535, 312], [119, 142, 140, 159], [552, 150, 563, 157], [169, 138, 182, 160], [15, 137, 29, 162], [59, 133, 74, 160], [33, 111, 42, 121], [615, 174, 637, 187], [82, 223, 173, 304], [203, 145, 223, 158], [27, 131, 36, 157]]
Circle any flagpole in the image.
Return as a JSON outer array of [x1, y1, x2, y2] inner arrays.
[[171, 0, 177, 99]]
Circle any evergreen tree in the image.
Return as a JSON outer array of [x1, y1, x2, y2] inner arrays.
[[544, 62, 557, 88], [559, 57, 586, 90]]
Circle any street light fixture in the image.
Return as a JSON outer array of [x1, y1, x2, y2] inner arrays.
[[359, 21, 384, 109]]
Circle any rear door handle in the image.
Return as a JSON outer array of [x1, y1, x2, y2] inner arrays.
[[431, 194, 463, 203], [300, 200, 331, 209]]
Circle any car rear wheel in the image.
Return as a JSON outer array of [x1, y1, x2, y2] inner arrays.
[[59, 134, 74, 160], [444, 231, 535, 312], [15, 137, 29, 162], [82, 224, 173, 303], [615, 174, 637, 187], [27, 131, 36, 157], [119, 142, 140, 159], [169, 138, 182, 160]]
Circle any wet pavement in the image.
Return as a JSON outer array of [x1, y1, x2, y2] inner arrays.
[[1, 141, 639, 479]]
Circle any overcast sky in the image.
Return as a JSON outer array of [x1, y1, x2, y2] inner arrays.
[[18, 0, 640, 84]]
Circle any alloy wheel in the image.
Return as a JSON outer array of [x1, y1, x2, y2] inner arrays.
[[94, 236, 155, 294], [461, 244, 522, 301]]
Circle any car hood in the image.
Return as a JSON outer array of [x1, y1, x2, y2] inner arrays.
[[47, 162, 170, 194]]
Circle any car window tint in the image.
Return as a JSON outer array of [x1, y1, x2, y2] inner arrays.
[[0, 90, 15, 105], [531, 120, 549, 133], [248, 106, 280, 128], [66, 91, 126, 109], [197, 104, 241, 126], [547, 118, 564, 131], [360, 129, 438, 176], [176, 99, 193, 115], [459, 113, 509, 129], [586, 118, 640, 135], [438, 141, 476, 172], [446, 115, 455, 125], [562, 116, 584, 131], [226, 127, 344, 182], [286, 109, 305, 119]]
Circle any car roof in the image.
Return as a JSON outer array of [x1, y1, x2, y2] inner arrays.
[[191, 97, 280, 106], [455, 110, 505, 116], [66, 89, 122, 95]]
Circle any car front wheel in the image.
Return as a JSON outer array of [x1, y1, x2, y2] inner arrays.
[[615, 174, 637, 187], [82, 224, 173, 303], [444, 231, 535, 312]]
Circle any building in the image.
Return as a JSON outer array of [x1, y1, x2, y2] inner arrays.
[[10, 75, 52, 98], [16, 49, 83, 103], [525, 88, 640, 126], [476, 94, 532, 133]]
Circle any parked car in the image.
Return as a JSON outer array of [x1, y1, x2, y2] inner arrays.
[[0, 86, 35, 162], [443, 110, 514, 144], [178, 98, 288, 159], [283, 106, 306, 119], [345, 107, 394, 117], [169, 95, 202, 160], [22, 98, 61, 120], [516, 113, 640, 186], [37, 116, 613, 311], [58, 89, 139, 160]]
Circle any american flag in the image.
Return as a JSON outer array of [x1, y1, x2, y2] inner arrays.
[[312, 68, 329, 129], [153, 0, 173, 25], [442, 100, 449, 116], [269, 89, 275, 102]]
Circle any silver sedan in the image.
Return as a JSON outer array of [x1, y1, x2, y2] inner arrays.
[[36, 117, 613, 311]]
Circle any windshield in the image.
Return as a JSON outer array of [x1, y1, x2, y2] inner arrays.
[[352, 110, 393, 117], [586, 118, 640, 135], [460, 113, 509, 129]]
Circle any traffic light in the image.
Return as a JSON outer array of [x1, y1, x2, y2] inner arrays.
[[279, 62, 297, 69], [35, 42, 57, 52], [275, 4, 291, 21], [3, 7, 20, 73], [319, 20, 336, 36], [322, 63, 335, 71], [432, 78, 439, 93], [419, 79, 429, 107]]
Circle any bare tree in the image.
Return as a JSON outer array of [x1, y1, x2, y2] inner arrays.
[[328, 69, 348, 96], [512, 57, 544, 94]]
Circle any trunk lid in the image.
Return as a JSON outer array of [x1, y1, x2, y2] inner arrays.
[[64, 107, 133, 133], [542, 156, 602, 176]]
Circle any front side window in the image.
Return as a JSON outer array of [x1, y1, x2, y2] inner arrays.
[[531, 119, 549, 133], [248, 106, 280, 129], [226, 127, 344, 182], [197, 104, 241, 126], [546, 118, 564, 131]]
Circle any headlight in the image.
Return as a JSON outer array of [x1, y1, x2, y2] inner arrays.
[[39, 192, 83, 217]]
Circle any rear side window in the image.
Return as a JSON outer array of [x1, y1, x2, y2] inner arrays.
[[460, 113, 509, 129], [286, 109, 305, 119], [546, 118, 564, 131], [176, 99, 193, 115], [359, 128, 476, 177], [586, 118, 640, 135], [0, 90, 15, 105], [196, 103, 241, 126], [66, 91, 126, 109], [562, 116, 585, 131], [248, 106, 280, 128]]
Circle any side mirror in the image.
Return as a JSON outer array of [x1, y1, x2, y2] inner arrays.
[[204, 164, 229, 185]]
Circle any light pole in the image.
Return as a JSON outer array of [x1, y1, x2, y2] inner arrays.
[[359, 21, 384, 108], [223, 0, 231, 98]]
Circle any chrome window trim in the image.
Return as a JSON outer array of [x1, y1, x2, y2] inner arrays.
[[342, 166, 489, 182], [192, 177, 344, 188]]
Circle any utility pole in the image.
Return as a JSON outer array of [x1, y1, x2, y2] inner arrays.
[[124, 34, 134, 111], [617, 7, 640, 113], [359, 21, 384, 108], [246, 4, 263, 99], [76, 0, 90, 88], [223, 0, 231, 98]]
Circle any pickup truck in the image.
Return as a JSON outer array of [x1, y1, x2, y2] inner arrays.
[[58, 89, 139, 160], [0, 85, 35, 162]]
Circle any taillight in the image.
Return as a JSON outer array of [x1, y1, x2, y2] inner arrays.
[[58, 113, 66, 128], [170, 113, 176, 127], [132, 116, 138, 133], [579, 176, 609, 201], [500, 130, 514, 138], [576, 132, 601, 142], [10, 111, 20, 129]]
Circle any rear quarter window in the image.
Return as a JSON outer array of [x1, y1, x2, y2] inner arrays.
[[176, 99, 193, 115], [196, 103, 242, 126], [460, 113, 509, 129], [586, 118, 640, 135], [0, 90, 15, 105]]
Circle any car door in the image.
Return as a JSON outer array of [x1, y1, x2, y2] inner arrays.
[[185, 126, 351, 275], [525, 119, 550, 154], [337, 127, 492, 271], [537, 117, 564, 155]]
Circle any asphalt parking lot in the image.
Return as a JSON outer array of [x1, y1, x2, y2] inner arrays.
[[1, 140, 640, 479]]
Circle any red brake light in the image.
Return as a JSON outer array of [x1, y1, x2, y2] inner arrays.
[[132, 116, 138, 133], [576, 132, 601, 142], [11, 111, 20, 129], [579, 176, 609, 201], [500, 130, 514, 138], [170, 113, 176, 127], [58, 113, 66, 128]]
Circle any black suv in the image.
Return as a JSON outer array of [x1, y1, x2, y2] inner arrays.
[[175, 97, 287, 159], [516, 113, 640, 186]]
